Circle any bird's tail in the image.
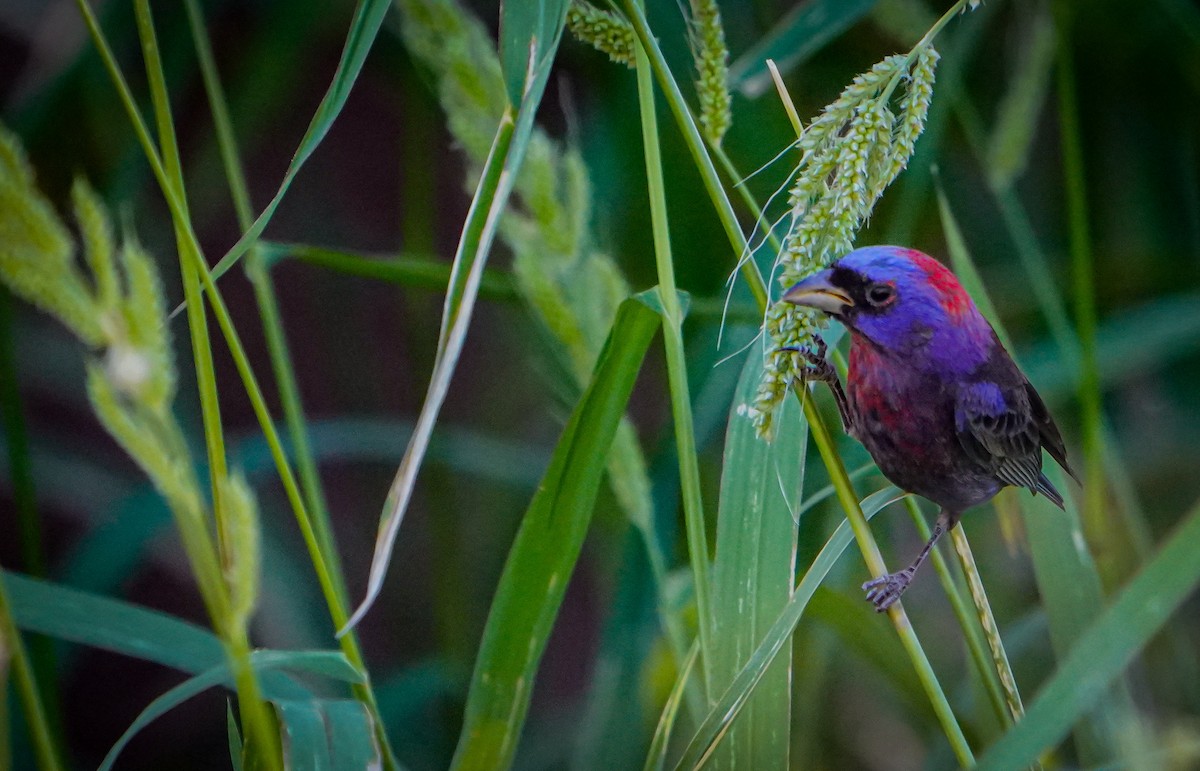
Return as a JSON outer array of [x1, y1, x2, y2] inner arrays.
[[1035, 472, 1065, 510]]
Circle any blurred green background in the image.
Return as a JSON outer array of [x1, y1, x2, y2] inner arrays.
[[2, 0, 1199, 768]]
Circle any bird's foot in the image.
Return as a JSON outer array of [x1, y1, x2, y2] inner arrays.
[[862, 568, 915, 612], [778, 337, 836, 385]]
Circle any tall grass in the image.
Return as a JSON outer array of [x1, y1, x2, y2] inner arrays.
[[1, 0, 1199, 769]]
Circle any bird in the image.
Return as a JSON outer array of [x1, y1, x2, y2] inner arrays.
[[782, 245, 1078, 612]]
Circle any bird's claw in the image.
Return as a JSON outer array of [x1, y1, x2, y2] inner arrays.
[[862, 569, 914, 612], [778, 338, 836, 385]]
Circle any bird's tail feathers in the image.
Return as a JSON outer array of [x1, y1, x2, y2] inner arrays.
[[1035, 473, 1066, 510]]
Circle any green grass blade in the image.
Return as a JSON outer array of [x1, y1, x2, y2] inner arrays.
[[274, 699, 381, 771], [499, 0, 569, 105], [707, 349, 805, 768], [675, 487, 908, 770], [346, 14, 567, 631], [449, 293, 661, 770], [727, 0, 879, 98], [323, 700, 381, 770], [645, 641, 699, 771], [6, 569, 224, 672], [276, 701, 332, 771], [207, 0, 391, 282], [977, 497, 1200, 770], [259, 242, 518, 299]]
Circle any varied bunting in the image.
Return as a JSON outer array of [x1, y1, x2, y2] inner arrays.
[[782, 245, 1077, 611]]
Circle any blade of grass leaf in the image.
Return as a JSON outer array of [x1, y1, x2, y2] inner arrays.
[[324, 700, 382, 769], [206, 0, 392, 283], [977, 496, 1200, 770], [707, 349, 805, 768], [345, 9, 567, 631], [449, 292, 661, 769], [277, 700, 332, 771], [728, 0, 879, 98], [100, 652, 366, 771], [500, 0, 569, 105], [6, 570, 224, 672], [645, 641, 700, 771], [258, 242, 519, 299], [674, 487, 909, 770]]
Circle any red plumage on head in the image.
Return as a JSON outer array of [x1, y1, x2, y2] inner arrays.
[[902, 248, 972, 318]]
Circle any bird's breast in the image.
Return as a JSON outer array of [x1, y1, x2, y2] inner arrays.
[[847, 338, 999, 510]]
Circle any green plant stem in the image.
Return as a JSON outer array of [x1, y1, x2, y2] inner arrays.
[[79, 0, 353, 658], [0, 571, 64, 771], [803, 391, 974, 766], [949, 526, 1024, 723], [1054, 4, 1107, 565], [182, 11, 389, 745], [127, 0, 229, 548], [182, 3, 352, 618], [623, 0, 768, 311], [130, 3, 279, 766], [633, 32, 715, 696], [79, 2, 391, 764], [905, 499, 1012, 729]]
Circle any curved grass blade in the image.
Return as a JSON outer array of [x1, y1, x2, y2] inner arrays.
[[6, 570, 224, 673], [675, 487, 907, 770], [728, 0, 879, 98], [99, 651, 365, 771], [344, 8, 568, 631], [449, 292, 661, 769], [500, 0, 569, 105], [275, 700, 380, 771], [645, 642, 700, 771], [706, 348, 806, 769], [977, 497, 1200, 770], [206, 0, 391, 283]]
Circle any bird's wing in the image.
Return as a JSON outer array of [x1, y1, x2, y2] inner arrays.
[[1023, 379, 1080, 484], [954, 380, 1047, 496]]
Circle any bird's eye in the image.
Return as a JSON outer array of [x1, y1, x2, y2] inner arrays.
[[866, 283, 895, 307]]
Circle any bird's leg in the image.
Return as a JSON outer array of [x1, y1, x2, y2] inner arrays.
[[780, 338, 856, 436], [863, 508, 961, 612]]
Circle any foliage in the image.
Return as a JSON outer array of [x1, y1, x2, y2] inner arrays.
[[1, 0, 1199, 769]]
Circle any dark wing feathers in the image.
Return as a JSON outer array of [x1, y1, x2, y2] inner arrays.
[[955, 377, 1073, 509], [1024, 380, 1080, 484]]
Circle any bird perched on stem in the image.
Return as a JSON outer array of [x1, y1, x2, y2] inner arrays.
[[783, 245, 1078, 611]]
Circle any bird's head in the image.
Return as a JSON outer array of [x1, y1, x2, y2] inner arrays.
[[783, 246, 992, 371]]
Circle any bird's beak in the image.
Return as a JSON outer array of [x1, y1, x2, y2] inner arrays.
[[782, 270, 853, 315]]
